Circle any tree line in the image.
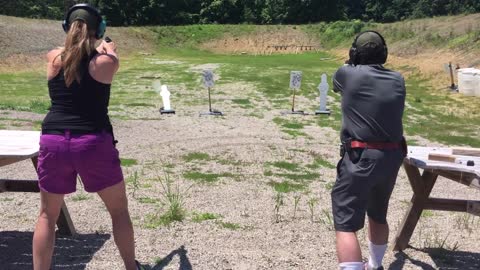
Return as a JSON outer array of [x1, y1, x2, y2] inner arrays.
[[1, 0, 479, 26]]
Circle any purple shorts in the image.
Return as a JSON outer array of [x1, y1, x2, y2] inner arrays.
[[37, 131, 124, 194]]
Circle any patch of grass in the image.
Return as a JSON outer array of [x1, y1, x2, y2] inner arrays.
[[28, 100, 50, 113], [0, 100, 50, 114], [164, 163, 175, 169], [273, 117, 305, 130], [144, 213, 177, 228], [192, 212, 222, 223], [71, 194, 90, 202], [232, 99, 251, 105], [124, 102, 155, 107], [154, 257, 164, 265], [268, 181, 306, 193], [217, 221, 242, 230], [282, 129, 309, 138], [277, 172, 320, 181], [282, 122, 304, 129], [247, 111, 264, 119], [269, 161, 300, 172], [137, 197, 159, 204], [142, 183, 153, 188], [264, 170, 274, 176], [183, 171, 234, 183], [121, 158, 138, 167], [182, 152, 210, 162], [325, 181, 335, 191], [421, 210, 435, 218], [307, 156, 336, 169]]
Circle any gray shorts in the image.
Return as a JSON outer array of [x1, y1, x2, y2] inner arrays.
[[331, 148, 404, 232]]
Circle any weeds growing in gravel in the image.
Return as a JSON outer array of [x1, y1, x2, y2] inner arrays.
[[307, 198, 318, 222], [319, 209, 334, 230], [126, 170, 140, 199], [422, 232, 460, 265], [218, 221, 242, 230], [293, 193, 301, 219], [454, 213, 479, 234], [274, 192, 284, 223], [145, 171, 191, 228], [192, 212, 222, 222]]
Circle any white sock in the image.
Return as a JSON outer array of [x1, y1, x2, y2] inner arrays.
[[339, 262, 364, 270], [368, 241, 388, 268]]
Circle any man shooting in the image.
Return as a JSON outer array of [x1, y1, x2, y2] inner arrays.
[[331, 31, 407, 270]]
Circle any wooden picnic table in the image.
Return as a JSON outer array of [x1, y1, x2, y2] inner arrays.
[[393, 146, 480, 251], [0, 130, 76, 236]]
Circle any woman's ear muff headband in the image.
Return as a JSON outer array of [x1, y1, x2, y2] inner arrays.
[[62, 3, 106, 39]]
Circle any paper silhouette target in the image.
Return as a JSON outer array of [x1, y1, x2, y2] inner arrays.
[[316, 73, 331, 115], [290, 71, 302, 90], [202, 70, 215, 88]]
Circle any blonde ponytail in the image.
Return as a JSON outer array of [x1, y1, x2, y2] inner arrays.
[[62, 21, 95, 87]]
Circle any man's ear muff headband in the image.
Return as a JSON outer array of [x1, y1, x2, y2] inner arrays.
[[349, 31, 388, 65], [62, 3, 106, 39]]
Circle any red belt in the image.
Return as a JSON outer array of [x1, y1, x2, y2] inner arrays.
[[350, 140, 402, 150]]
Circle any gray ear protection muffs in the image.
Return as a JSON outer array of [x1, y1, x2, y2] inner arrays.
[[62, 3, 106, 39], [349, 31, 388, 65]]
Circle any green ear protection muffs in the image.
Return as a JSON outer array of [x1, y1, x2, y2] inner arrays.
[[349, 31, 388, 65], [62, 3, 106, 39]]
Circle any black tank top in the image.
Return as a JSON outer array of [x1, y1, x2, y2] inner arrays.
[[42, 50, 113, 134]]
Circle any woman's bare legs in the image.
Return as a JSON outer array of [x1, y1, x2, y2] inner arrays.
[[33, 191, 65, 270], [97, 181, 136, 270]]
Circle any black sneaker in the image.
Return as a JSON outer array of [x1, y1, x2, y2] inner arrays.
[[136, 260, 145, 270]]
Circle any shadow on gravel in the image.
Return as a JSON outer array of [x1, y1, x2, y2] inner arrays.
[[146, 245, 192, 270], [0, 231, 110, 270], [389, 248, 480, 270]]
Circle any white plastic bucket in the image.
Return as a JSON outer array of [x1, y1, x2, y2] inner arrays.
[[457, 68, 479, 96]]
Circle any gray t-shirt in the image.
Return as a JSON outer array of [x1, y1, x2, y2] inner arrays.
[[333, 64, 406, 143]]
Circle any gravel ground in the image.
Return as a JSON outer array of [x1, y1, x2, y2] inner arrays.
[[1, 98, 479, 270]]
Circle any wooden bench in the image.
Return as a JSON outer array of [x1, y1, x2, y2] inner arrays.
[[0, 130, 76, 236], [393, 146, 480, 251]]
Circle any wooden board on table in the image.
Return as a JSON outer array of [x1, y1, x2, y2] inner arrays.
[[452, 147, 480, 157], [428, 153, 456, 163]]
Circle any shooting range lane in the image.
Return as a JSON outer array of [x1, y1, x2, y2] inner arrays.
[[1, 60, 479, 269]]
